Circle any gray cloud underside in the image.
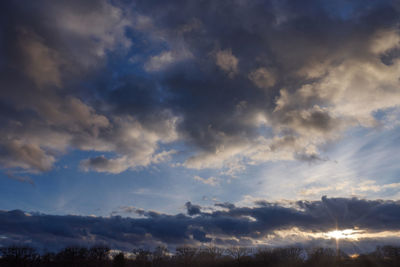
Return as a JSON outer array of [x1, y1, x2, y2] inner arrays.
[[0, 0, 178, 174], [0, 0, 400, 173], [1, 197, 400, 250]]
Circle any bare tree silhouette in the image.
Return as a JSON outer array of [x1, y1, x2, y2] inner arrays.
[[1, 244, 400, 267]]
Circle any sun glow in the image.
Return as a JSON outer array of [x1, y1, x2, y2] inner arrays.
[[269, 227, 400, 244], [325, 229, 359, 240]]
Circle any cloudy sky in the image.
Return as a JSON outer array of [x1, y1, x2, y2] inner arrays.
[[1, 0, 400, 253]]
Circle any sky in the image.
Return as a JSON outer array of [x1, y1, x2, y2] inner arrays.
[[1, 0, 400, 253]]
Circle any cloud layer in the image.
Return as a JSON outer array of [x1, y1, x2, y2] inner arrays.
[[1, 197, 400, 251]]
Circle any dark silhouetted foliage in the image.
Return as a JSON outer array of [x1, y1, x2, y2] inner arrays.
[[112, 252, 125, 267], [1, 244, 400, 266]]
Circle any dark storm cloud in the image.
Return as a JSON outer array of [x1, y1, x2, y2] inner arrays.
[[122, 0, 400, 169], [185, 202, 202, 216], [215, 202, 236, 210], [0, 0, 400, 174], [1, 197, 400, 250]]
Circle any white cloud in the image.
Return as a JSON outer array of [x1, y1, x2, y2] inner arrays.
[[80, 113, 180, 174], [370, 29, 400, 54], [215, 49, 239, 77], [18, 29, 62, 87], [53, 0, 132, 58], [248, 67, 276, 89], [194, 175, 219, 186], [144, 49, 192, 72], [145, 51, 175, 72]]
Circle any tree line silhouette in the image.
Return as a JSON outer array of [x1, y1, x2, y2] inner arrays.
[[1, 244, 400, 267]]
